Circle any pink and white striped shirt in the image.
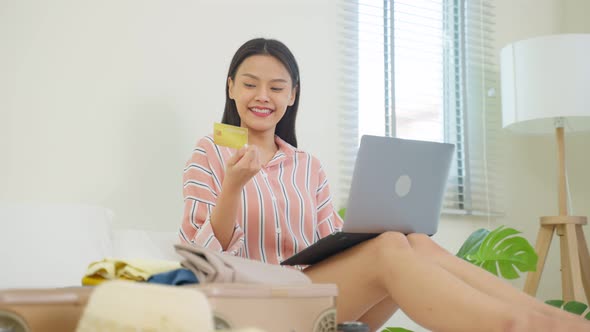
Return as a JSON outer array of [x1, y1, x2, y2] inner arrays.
[[179, 135, 343, 265]]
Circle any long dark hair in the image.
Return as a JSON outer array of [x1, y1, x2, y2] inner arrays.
[[221, 38, 300, 147]]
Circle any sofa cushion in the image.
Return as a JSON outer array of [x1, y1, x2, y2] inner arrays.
[[0, 203, 114, 288]]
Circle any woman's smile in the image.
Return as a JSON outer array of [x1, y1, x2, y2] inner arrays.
[[249, 107, 274, 117]]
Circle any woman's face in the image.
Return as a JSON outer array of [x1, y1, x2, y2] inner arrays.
[[228, 54, 296, 136]]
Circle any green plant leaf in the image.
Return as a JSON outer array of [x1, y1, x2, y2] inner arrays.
[[546, 300, 590, 320], [338, 208, 346, 219], [563, 301, 588, 315], [466, 226, 538, 279], [381, 328, 414, 332], [545, 299, 565, 308], [456, 228, 489, 260]]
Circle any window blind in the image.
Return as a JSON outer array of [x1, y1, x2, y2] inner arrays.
[[339, 0, 502, 216]]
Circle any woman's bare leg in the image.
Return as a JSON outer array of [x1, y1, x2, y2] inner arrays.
[[304, 232, 553, 332], [407, 233, 589, 322], [356, 296, 398, 332]]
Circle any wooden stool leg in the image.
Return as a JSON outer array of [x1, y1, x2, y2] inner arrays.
[[560, 224, 585, 302], [524, 224, 555, 296], [576, 225, 590, 304]]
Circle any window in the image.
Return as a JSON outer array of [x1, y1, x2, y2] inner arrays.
[[339, 0, 502, 216]]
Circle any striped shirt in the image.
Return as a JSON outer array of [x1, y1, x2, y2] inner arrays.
[[179, 135, 343, 265]]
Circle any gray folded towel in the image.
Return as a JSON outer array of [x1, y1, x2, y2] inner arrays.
[[174, 244, 311, 285]]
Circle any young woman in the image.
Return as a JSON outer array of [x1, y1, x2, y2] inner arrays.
[[179, 38, 590, 332]]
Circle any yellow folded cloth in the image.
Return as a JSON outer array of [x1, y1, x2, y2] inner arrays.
[[82, 258, 181, 286]]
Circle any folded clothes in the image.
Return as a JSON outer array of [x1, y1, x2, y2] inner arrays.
[[147, 268, 199, 285], [174, 243, 310, 285], [82, 258, 181, 286]]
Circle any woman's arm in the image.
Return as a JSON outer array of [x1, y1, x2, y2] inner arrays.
[[314, 163, 344, 240], [180, 139, 257, 253], [210, 145, 262, 250]]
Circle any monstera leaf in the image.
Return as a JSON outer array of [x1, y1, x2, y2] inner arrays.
[[456, 228, 490, 259], [456, 226, 538, 279], [546, 300, 590, 320]]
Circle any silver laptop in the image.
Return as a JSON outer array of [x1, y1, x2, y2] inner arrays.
[[281, 135, 454, 266]]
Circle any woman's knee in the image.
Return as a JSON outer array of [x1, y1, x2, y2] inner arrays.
[[375, 231, 410, 248], [370, 231, 412, 261], [406, 233, 448, 257]]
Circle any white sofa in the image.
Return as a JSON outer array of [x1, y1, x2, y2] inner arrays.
[[0, 203, 179, 289]]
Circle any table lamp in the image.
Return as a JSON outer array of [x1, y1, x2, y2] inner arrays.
[[500, 33, 590, 302]]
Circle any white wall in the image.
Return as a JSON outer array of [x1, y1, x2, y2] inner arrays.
[[0, 0, 343, 231]]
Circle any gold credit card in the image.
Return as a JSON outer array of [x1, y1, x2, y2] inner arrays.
[[213, 122, 248, 149]]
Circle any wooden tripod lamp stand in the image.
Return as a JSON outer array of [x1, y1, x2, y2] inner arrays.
[[500, 34, 590, 303]]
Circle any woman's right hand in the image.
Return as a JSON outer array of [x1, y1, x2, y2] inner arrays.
[[223, 144, 262, 190]]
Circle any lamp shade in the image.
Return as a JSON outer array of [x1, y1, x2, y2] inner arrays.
[[500, 34, 590, 134]]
